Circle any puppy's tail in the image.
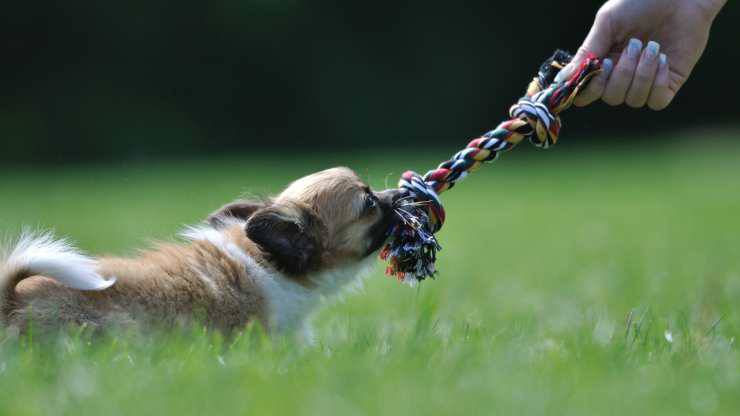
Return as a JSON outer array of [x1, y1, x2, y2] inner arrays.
[[0, 231, 115, 317]]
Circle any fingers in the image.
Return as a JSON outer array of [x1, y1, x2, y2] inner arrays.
[[625, 41, 661, 108], [647, 54, 673, 111], [591, 39, 673, 110], [602, 38, 642, 106], [557, 34, 675, 110], [574, 58, 613, 107]]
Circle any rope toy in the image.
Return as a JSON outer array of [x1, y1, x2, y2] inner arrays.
[[380, 50, 602, 285]]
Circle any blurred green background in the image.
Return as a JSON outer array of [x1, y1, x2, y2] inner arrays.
[[1, 140, 739, 415], [0, 0, 737, 163], [1, 2, 739, 415]]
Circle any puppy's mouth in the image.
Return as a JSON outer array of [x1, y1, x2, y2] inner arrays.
[[364, 189, 403, 256], [365, 214, 396, 255]]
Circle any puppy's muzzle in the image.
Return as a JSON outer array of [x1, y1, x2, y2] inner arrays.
[[365, 189, 404, 255], [375, 189, 404, 208]]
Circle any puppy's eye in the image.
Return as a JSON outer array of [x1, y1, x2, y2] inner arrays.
[[363, 195, 378, 214]]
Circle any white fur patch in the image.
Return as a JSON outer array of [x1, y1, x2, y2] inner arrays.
[[311, 256, 377, 297], [252, 256, 377, 334], [1, 231, 115, 290], [181, 223, 253, 265], [181, 224, 230, 250], [182, 222, 378, 335], [182, 223, 241, 293], [182, 224, 306, 332], [246, 257, 314, 333]]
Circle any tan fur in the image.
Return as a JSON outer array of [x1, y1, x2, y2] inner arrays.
[[278, 167, 384, 260], [2, 167, 398, 337], [10, 237, 267, 334]]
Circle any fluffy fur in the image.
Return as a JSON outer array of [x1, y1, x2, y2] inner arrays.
[[0, 167, 399, 338], [0, 232, 114, 291]]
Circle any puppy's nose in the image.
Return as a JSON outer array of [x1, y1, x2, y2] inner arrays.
[[376, 189, 404, 205]]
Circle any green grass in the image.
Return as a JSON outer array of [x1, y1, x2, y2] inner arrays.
[[1, 135, 739, 415]]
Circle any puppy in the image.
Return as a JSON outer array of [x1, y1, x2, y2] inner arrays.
[[0, 167, 401, 339]]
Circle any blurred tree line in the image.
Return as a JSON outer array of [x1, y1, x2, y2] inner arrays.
[[0, 1, 737, 163]]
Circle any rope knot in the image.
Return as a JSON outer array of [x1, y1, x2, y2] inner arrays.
[[378, 171, 443, 283], [398, 170, 445, 231], [509, 96, 561, 149], [381, 50, 602, 284]]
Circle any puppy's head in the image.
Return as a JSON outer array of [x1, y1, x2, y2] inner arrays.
[[210, 167, 401, 277]]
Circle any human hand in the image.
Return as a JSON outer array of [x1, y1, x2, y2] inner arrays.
[[556, 0, 727, 110]]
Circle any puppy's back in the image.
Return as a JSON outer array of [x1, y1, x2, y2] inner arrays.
[[2, 231, 268, 334]]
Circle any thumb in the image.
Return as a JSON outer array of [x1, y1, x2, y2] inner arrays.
[[555, 14, 613, 82]]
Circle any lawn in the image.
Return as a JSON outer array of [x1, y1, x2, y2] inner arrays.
[[0, 134, 739, 415]]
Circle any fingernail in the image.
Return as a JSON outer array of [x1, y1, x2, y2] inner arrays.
[[602, 58, 614, 75], [645, 41, 660, 59], [659, 53, 668, 66], [627, 38, 642, 59]]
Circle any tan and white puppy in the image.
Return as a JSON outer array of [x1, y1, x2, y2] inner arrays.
[[0, 167, 401, 339]]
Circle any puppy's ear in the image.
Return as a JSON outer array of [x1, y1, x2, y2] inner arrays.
[[208, 200, 266, 227], [245, 203, 326, 275]]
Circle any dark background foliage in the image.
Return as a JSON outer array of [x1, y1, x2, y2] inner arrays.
[[0, 1, 737, 163]]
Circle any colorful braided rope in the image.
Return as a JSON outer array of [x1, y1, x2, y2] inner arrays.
[[380, 50, 602, 284]]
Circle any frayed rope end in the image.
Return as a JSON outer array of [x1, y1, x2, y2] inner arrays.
[[379, 50, 602, 285], [379, 191, 441, 284]]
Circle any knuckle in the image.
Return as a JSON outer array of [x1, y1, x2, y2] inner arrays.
[[582, 82, 601, 96], [625, 97, 645, 109], [602, 95, 623, 106], [613, 66, 635, 79], [633, 71, 652, 84], [648, 99, 669, 111], [648, 91, 675, 111], [576, 89, 596, 100], [575, 46, 591, 59], [574, 95, 596, 107], [591, 73, 609, 89], [609, 67, 635, 85], [594, 8, 611, 24]]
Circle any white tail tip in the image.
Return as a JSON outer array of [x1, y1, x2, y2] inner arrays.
[[2, 231, 115, 291]]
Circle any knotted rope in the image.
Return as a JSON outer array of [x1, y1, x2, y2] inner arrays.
[[380, 50, 602, 284]]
